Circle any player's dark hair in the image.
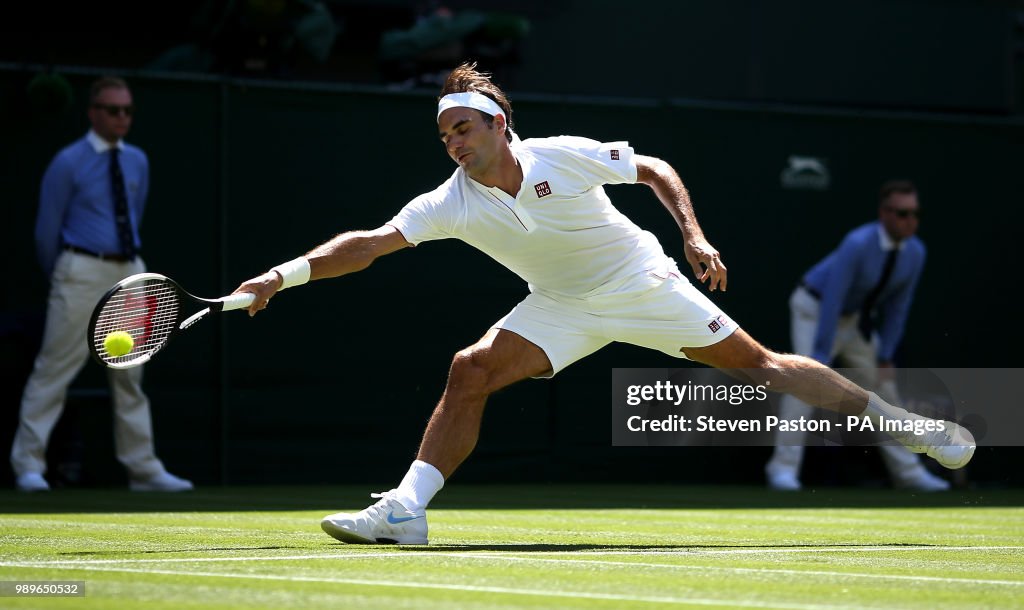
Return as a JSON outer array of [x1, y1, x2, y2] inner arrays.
[[89, 76, 129, 103], [439, 62, 514, 143], [879, 179, 917, 204]]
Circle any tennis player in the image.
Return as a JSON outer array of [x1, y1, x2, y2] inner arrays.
[[234, 62, 974, 545]]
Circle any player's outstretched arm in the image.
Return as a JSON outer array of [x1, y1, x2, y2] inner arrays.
[[234, 225, 411, 316], [306, 225, 411, 280], [635, 155, 727, 292]]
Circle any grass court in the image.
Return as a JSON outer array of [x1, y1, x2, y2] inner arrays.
[[2, 484, 1022, 609]]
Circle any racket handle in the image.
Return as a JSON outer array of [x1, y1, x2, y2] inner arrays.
[[218, 292, 257, 311]]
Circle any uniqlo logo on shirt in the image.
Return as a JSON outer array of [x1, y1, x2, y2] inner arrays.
[[534, 181, 552, 198], [708, 315, 730, 334], [610, 149, 620, 160]]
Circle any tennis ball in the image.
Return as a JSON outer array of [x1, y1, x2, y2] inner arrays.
[[104, 331, 134, 357]]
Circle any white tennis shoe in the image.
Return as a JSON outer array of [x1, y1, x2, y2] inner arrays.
[[894, 468, 951, 492], [129, 471, 194, 492], [765, 466, 802, 491], [321, 490, 428, 545], [895, 421, 975, 470], [15, 472, 50, 492]]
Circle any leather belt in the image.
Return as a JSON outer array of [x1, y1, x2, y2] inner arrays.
[[65, 245, 135, 262], [799, 280, 822, 300]]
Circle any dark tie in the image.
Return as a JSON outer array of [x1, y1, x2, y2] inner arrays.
[[858, 247, 899, 340], [109, 148, 135, 258]]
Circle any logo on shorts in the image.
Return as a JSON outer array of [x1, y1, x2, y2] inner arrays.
[[610, 149, 620, 160], [708, 315, 731, 334], [534, 181, 552, 198]]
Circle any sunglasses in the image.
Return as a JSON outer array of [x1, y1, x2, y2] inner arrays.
[[92, 104, 134, 118], [886, 207, 920, 219]]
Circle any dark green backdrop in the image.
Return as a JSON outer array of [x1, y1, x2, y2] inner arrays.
[[2, 68, 1021, 488]]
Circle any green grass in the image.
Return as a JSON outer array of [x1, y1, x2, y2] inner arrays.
[[1, 485, 1023, 609]]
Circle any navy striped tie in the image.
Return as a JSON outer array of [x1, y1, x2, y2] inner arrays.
[[109, 148, 135, 258], [857, 247, 898, 340]]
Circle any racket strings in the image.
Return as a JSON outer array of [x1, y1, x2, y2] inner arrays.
[[93, 281, 181, 364]]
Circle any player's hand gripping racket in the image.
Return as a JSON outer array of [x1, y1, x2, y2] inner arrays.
[[88, 273, 255, 369]]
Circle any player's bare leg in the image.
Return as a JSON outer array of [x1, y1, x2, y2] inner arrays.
[[417, 328, 552, 477], [321, 329, 551, 544], [682, 329, 974, 469], [682, 328, 867, 414]]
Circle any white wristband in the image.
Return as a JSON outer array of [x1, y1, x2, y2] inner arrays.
[[270, 256, 311, 291]]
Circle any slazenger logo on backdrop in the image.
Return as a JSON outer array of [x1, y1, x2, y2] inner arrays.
[[780, 156, 830, 191]]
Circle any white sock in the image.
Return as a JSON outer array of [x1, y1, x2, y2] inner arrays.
[[862, 392, 931, 445], [862, 392, 910, 425], [394, 460, 445, 514]]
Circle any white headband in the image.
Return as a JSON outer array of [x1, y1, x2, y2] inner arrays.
[[437, 92, 505, 121], [436, 91, 520, 145]]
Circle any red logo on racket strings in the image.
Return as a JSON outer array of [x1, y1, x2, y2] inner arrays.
[[708, 315, 731, 334], [123, 292, 158, 347], [610, 149, 620, 160], [534, 181, 552, 198]]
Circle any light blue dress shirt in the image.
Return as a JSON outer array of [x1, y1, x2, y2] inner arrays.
[[802, 222, 926, 363], [35, 130, 149, 276]]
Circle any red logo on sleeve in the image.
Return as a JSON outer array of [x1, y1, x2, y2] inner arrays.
[[708, 315, 731, 334], [534, 181, 552, 198]]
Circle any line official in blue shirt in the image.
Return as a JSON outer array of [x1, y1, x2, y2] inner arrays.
[[802, 208, 925, 366], [766, 180, 949, 493], [11, 76, 192, 493], [35, 129, 149, 275]]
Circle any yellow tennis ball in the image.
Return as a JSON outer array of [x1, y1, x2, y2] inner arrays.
[[104, 331, 134, 357]]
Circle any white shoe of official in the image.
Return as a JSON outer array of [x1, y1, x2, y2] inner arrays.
[[16, 472, 50, 492], [765, 467, 802, 491], [894, 469, 951, 492], [321, 490, 428, 545], [895, 421, 975, 470], [129, 471, 194, 492]]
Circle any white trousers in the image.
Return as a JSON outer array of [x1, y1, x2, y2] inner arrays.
[[765, 286, 926, 484], [10, 251, 165, 479]]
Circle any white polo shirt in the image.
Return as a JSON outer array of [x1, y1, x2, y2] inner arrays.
[[387, 136, 676, 299]]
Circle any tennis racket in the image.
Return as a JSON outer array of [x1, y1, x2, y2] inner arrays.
[[88, 273, 255, 369]]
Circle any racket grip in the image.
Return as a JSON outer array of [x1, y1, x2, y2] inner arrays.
[[219, 292, 257, 312]]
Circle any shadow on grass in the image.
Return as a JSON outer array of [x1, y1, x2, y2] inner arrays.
[[364, 541, 950, 553], [1, 483, 1020, 514], [60, 546, 302, 556]]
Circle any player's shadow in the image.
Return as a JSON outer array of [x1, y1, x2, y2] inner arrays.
[[376, 542, 942, 553], [60, 546, 300, 556]]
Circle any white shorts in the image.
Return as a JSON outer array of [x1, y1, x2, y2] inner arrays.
[[494, 274, 738, 377]]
